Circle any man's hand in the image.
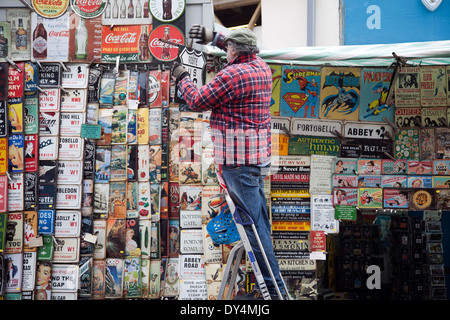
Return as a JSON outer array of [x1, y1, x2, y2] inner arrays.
[[189, 24, 214, 44], [171, 62, 190, 82]]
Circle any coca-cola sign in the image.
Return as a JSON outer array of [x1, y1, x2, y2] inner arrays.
[[101, 25, 150, 63], [70, 0, 107, 18], [149, 0, 186, 23], [149, 24, 184, 62], [32, 0, 69, 18]]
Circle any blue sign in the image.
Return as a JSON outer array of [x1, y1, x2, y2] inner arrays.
[[38, 209, 55, 235], [342, 0, 450, 45]]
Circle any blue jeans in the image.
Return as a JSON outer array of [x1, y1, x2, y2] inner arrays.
[[221, 165, 286, 298]]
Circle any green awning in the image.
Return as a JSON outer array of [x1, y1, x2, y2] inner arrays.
[[206, 40, 450, 66]]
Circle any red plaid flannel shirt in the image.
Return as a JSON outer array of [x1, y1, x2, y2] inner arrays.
[[177, 34, 272, 166]]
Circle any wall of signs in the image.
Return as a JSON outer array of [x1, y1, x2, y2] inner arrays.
[[0, 1, 450, 301]]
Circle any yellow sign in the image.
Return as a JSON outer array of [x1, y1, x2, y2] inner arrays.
[[32, 0, 69, 18], [0, 138, 7, 175]]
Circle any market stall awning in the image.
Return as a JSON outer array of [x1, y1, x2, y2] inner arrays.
[[206, 40, 450, 66]]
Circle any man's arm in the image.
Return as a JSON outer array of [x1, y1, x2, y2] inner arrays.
[[177, 69, 233, 112]]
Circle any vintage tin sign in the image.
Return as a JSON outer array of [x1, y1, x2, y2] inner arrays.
[[420, 66, 447, 107], [39, 136, 59, 160], [39, 88, 60, 112], [394, 66, 421, 107], [394, 128, 420, 160], [110, 145, 127, 181], [93, 219, 107, 259], [0, 175, 7, 213], [288, 135, 340, 156], [39, 184, 56, 209], [101, 0, 153, 25], [179, 47, 206, 89], [25, 134, 39, 172], [61, 88, 87, 112], [319, 67, 360, 121], [8, 134, 24, 173], [23, 211, 38, 252], [58, 136, 84, 160], [83, 139, 95, 179], [36, 235, 54, 260], [137, 107, 149, 144], [104, 258, 124, 299], [57, 160, 83, 184], [51, 264, 79, 293], [4, 253, 23, 293], [101, 25, 152, 63], [61, 63, 89, 88], [60, 112, 85, 136], [409, 189, 436, 210], [32, 0, 69, 18], [8, 62, 24, 99], [150, 0, 185, 23], [149, 24, 185, 62], [39, 63, 61, 88], [290, 118, 342, 137], [5, 212, 23, 254], [8, 98, 23, 135], [0, 138, 7, 175], [22, 252, 37, 291], [24, 97, 39, 135], [56, 184, 82, 209], [70, 0, 107, 18], [31, 12, 70, 62], [280, 65, 321, 118], [24, 172, 38, 210], [39, 112, 60, 136], [344, 121, 393, 140], [95, 146, 111, 183], [23, 63, 38, 99], [39, 160, 57, 184], [38, 209, 55, 235], [359, 67, 395, 122], [54, 210, 81, 237], [52, 237, 80, 263]]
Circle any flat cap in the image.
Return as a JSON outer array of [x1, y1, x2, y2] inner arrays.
[[224, 28, 258, 46]]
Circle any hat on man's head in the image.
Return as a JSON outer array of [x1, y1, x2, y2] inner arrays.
[[224, 28, 258, 46]]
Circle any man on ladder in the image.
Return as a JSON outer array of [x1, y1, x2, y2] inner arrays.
[[172, 25, 288, 300]]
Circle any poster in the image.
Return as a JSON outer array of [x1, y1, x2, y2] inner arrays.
[[319, 67, 360, 121], [280, 65, 321, 118], [359, 67, 394, 122], [31, 12, 70, 62], [269, 64, 282, 116], [420, 66, 447, 107], [394, 66, 420, 106], [357, 188, 383, 209], [394, 128, 420, 160], [310, 194, 338, 233], [6, 9, 32, 61]]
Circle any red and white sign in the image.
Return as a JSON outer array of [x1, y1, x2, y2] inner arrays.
[[149, 24, 184, 62], [310, 230, 326, 252], [0, 175, 7, 213], [70, 0, 107, 18], [39, 88, 60, 112], [8, 63, 24, 98]]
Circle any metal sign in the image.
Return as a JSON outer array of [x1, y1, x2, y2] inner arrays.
[[55, 210, 81, 237], [56, 184, 82, 209], [38, 209, 55, 235], [343, 121, 393, 139], [61, 63, 89, 88], [57, 160, 83, 184], [39, 63, 61, 87], [52, 237, 80, 263], [51, 264, 79, 292], [179, 47, 206, 88], [58, 136, 84, 160], [0, 101, 7, 137], [290, 118, 342, 137]]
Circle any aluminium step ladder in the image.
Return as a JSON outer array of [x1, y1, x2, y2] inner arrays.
[[214, 167, 290, 300]]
